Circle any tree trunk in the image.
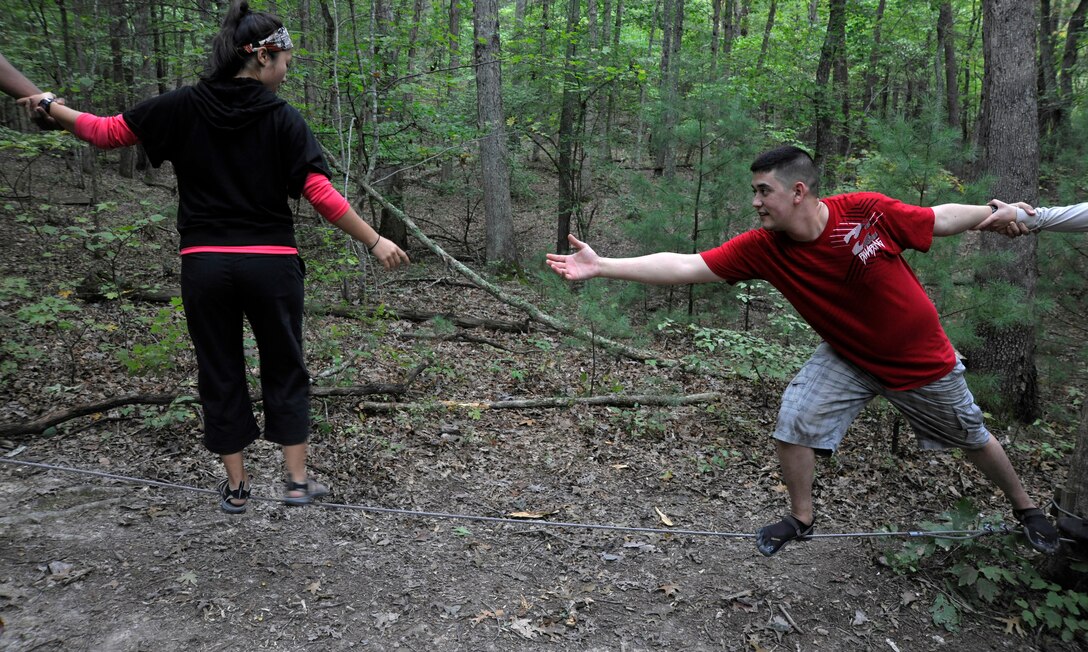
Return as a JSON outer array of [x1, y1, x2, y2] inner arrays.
[[972, 0, 1040, 423], [134, 0, 155, 182], [515, 0, 528, 34], [723, 0, 749, 57], [596, 0, 614, 163], [299, 0, 316, 113], [937, 2, 959, 127], [756, 0, 776, 70], [406, 0, 426, 75], [599, 0, 623, 165], [474, 0, 518, 267], [1059, 0, 1088, 127], [813, 0, 847, 180], [581, 0, 597, 197], [1068, 402, 1088, 518], [1037, 0, 1060, 138], [375, 168, 408, 252], [634, 0, 658, 168], [110, 0, 134, 179], [653, 0, 683, 179], [439, 0, 461, 183], [962, 0, 984, 143], [711, 0, 723, 75], [864, 0, 886, 116], [319, 1, 341, 145], [556, 0, 582, 254]]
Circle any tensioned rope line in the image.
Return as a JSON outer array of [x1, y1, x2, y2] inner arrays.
[[0, 458, 1021, 541]]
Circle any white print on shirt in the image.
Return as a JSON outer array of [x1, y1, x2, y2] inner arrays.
[[833, 211, 886, 265]]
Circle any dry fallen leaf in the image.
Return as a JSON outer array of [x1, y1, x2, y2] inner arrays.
[[655, 506, 674, 526], [373, 612, 400, 629], [999, 615, 1024, 636], [656, 583, 680, 597], [509, 618, 538, 640], [306, 580, 321, 595], [177, 570, 197, 586], [471, 610, 494, 625]]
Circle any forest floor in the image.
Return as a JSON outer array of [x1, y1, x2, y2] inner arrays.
[[0, 145, 1082, 651]]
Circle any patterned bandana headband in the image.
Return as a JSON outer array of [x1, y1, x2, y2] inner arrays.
[[241, 26, 293, 54]]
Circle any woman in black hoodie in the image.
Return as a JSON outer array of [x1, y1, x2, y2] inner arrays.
[[19, 0, 408, 512]]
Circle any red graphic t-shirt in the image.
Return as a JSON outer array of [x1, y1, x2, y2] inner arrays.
[[699, 192, 957, 390]]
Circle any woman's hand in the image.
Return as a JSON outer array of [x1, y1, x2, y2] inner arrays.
[[369, 236, 410, 270]]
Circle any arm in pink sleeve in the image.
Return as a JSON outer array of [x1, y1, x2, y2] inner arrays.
[[73, 113, 139, 149], [302, 172, 351, 223]]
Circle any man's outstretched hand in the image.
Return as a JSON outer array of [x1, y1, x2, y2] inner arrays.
[[546, 234, 600, 281]]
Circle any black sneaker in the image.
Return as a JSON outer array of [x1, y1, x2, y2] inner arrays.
[[1014, 507, 1059, 555], [756, 514, 814, 557]]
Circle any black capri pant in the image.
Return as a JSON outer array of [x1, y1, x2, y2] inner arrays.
[[180, 253, 310, 454]]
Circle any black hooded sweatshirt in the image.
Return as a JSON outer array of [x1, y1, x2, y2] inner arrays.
[[123, 78, 330, 250]]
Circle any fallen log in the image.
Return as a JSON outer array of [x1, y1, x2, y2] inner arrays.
[[352, 392, 725, 412], [0, 390, 723, 437], [0, 383, 408, 438]]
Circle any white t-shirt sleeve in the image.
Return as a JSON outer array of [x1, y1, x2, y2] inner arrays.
[[1022, 203, 1088, 232]]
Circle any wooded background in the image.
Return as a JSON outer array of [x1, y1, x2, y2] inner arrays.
[[1, 0, 1086, 513]]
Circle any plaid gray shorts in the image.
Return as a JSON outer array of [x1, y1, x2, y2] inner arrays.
[[774, 343, 991, 454]]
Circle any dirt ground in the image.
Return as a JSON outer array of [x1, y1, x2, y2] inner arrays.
[[0, 146, 1080, 651]]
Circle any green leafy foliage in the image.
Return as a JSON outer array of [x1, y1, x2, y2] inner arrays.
[[656, 316, 814, 385], [885, 499, 1088, 642], [605, 406, 667, 439], [115, 298, 189, 375]]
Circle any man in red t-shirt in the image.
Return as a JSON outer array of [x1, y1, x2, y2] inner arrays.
[[546, 145, 1059, 556]]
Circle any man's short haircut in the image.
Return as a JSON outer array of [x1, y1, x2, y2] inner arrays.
[[751, 145, 819, 195]]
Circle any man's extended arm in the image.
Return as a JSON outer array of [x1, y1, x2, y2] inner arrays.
[[1, 54, 64, 130], [0, 53, 42, 99], [932, 200, 1018, 237], [546, 234, 721, 285]]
